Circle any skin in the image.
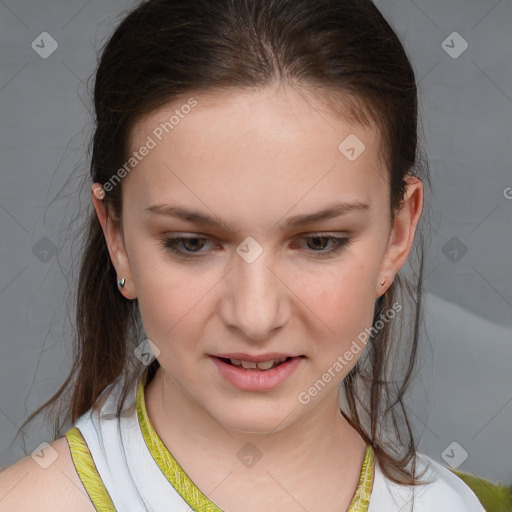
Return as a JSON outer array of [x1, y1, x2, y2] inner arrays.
[[88, 82, 423, 511]]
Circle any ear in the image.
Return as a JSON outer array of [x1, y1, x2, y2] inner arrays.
[[91, 183, 137, 299], [376, 175, 424, 298]]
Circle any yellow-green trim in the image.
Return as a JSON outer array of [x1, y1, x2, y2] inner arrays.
[[347, 443, 374, 512], [136, 370, 223, 511], [65, 426, 117, 512], [136, 370, 375, 512]]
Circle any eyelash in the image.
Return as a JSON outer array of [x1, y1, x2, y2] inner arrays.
[[161, 234, 350, 259]]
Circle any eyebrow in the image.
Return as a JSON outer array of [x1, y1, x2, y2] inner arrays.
[[144, 200, 370, 232]]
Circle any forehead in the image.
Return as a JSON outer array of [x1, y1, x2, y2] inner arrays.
[[124, 84, 388, 222]]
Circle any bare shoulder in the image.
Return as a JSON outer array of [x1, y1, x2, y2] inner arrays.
[[0, 437, 96, 512]]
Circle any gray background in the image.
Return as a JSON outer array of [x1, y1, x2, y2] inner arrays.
[[1, 0, 511, 486]]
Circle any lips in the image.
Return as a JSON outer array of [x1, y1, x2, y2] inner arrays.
[[213, 352, 298, 363], [219, 356, 291, 371], [210, 354, 304, 391]]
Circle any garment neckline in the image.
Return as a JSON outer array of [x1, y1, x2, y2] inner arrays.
[[135, 368, 375, 511]]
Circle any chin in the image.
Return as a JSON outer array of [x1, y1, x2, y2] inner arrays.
[[209, 402, 298, 436]]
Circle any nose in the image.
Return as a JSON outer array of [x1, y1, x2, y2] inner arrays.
[[218, 245, 289, 342]]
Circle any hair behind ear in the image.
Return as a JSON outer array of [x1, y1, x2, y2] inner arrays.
[[15, 210, 141, 439]]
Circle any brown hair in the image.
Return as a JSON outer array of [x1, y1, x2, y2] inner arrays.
[[18, 0, 432, 488]]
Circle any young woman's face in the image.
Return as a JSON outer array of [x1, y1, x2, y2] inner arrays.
[[98, 83, 421, 433]]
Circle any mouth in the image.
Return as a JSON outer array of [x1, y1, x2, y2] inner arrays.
[[209, 354, 304, 391], [217, 356, 293, 371]]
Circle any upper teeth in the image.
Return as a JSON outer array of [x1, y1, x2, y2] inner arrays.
[[230, 357, 288, 370]]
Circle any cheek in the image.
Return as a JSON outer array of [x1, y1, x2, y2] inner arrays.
[[135, 278, 208, 381], [137, 278, 200, 339], [297, 261, 378, 345], [131, 252, 218, 350]]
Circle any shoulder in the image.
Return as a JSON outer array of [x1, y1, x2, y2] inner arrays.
[[0, 437, 95, 512], [368, 451, 486, 512], [413, 453, 486, 511]]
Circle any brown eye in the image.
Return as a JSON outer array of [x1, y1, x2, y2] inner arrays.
[[306, 236, 331, 251], [180, 238, 207, 251], [162, 237, 211, 256], [295, 235, 350, 257]]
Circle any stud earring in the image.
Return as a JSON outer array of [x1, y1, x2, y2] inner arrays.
[[380, 279, 385, 286], [117, 278, 126, 290]]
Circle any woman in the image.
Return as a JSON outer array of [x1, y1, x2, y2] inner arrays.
[[0, 0, 486, 510]]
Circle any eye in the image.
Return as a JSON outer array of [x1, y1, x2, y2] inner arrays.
[[294, 235, 350, 256], [160, 234, 351, 260], [162, 236, 213, 257]]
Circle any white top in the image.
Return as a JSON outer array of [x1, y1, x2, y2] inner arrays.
[[70, 372, 485, 512], [367, 452, 485, 512]]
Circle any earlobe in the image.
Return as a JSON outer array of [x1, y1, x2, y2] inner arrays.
[[90, 183, 137, 299]]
